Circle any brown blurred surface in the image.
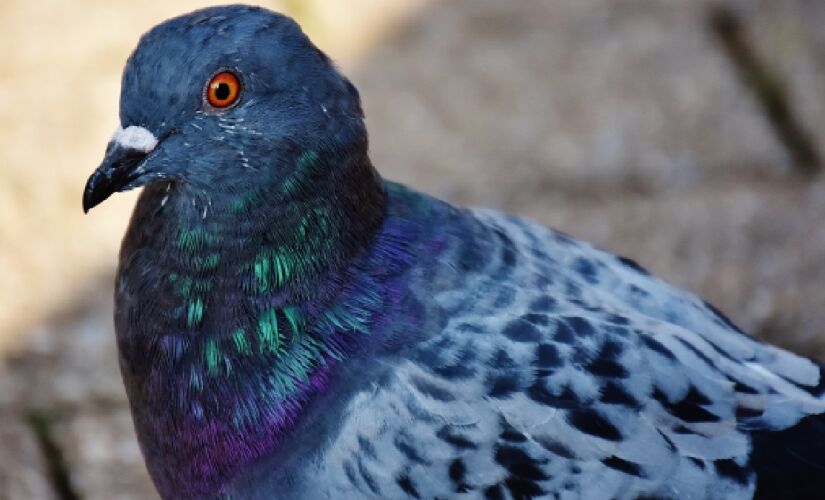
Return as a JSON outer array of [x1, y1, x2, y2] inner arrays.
[[0, 0, 823, 498]]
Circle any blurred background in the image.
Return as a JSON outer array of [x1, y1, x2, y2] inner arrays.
[[0, 0, 823, 498]]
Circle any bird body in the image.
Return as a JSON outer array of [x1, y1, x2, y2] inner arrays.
[[84, 6, 825, 499]]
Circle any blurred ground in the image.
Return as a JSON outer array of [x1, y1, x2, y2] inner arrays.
[[1, 0, 823, 498]]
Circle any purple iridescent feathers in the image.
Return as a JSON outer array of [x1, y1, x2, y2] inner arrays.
[[117, 175, 453, 496]]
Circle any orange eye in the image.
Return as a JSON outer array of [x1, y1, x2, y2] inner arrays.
[[206, 71, 241, 109]]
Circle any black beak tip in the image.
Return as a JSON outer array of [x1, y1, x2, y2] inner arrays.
[[83, 141, 155, 214], [82, 171, 110, 214], [82, 189, 92, 214], [82, 196, 94, 214]]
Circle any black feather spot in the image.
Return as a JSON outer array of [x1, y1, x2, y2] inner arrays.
[[641, 335, 676, 360], [489, 349, 518, 369], [502, 248, 517, 267], [343, 460, 358, 486], [654, 387, 683, 410], [499, 420, 528, 443], [602, 455, 643, 477], [565, 316, 595, 337], [606, 314, 631, 325], [487, 373, 521, 398], [484, 484, 505, 500], [617, 256, 650, 275], [458, 241, 486, 272], [600, 381, 641, 409], [586, 341, 628, 378], [503, 319, 542, 343], [394, 436, 429, 465], [736, 406, 763, 419], [654, 386, 720, 423], [435, 357, 477, 380], [573, 257, 600, 284], [523, 313, 550, 326], [571, 345, 595, 365], [505, 477, 546, 498], [675, 337, 715, 367], [396, 474, 420, 498], [566, 409, 622, 441], [357, 435, 377, 459], [605, 324, 632, 338], [553, 321, 575, 344], [684, 385, 713, 405], [732, 380, 759, 394], [357, 458, 380, 495], [534, 343, 562, 368], [530, 296, 557, 312], [531, 270, 553, 285], [437, 426, 477, 450], [493, 229, 517, 269], [587, 357, 629, 378], [536, 436, 576, 459], [601, 339, 625, 358], [448, 458, 471, 493], [494, 445, 549, 481], [657, 429, 677, 451]]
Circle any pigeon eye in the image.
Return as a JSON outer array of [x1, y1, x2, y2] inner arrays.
[[205, 71, 241, 109]]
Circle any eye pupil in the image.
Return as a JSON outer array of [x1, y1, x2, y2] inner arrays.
[[215, 83, 231, 100]]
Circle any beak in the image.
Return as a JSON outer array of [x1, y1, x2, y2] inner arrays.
[[83, 126, 159, 213]]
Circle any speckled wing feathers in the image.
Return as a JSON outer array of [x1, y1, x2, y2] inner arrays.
[[274, 208, 825, 500]]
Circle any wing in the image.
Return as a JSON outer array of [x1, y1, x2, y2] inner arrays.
[[284, 209, 825, 499]]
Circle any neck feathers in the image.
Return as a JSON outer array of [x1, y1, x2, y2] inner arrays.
[[114, 152, 424, 497]]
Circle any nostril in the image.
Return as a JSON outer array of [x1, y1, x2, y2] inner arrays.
[[112, 147, 150, 169]]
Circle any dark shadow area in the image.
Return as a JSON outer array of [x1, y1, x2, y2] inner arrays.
[[27, 410, 80, 500]]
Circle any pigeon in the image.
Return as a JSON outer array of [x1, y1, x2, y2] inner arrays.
[[83, 5, 825, 500]]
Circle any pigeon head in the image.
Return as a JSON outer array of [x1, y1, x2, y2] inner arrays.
[[83, 5, 368, 212]]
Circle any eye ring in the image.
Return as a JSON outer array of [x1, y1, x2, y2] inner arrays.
[[204, 70, 241, 109]]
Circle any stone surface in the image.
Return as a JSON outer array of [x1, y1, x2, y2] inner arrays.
[[724, 0, 825, 168], [357, 0, 790, 207], [0, 276, 125, 410], [55, 409, 157, 500], [0, 418, 58, 500]]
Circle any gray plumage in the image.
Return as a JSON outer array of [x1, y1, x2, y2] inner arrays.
[[230, 206, 825, 499]]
